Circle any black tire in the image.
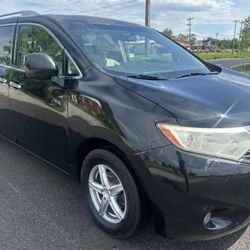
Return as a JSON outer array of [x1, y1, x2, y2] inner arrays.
[[81, 149, 142, 239]]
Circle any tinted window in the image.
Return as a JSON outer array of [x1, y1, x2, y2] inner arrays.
[[0, 25, 14, 66], [17, 25, 79, 76]]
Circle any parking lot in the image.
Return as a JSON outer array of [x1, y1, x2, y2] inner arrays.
[[0, 136, 249, 250]]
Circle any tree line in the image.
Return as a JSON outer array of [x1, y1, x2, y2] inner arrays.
[[161, 16, 250, 50]]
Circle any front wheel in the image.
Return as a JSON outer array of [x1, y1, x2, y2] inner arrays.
[[81, 149, 142, 238]]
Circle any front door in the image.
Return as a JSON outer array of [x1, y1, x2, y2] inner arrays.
[[9, 24, 80, 171]]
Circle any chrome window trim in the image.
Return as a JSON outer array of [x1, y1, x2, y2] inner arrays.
[[15, 22, 83, 79], [0, 63, 25, 72]]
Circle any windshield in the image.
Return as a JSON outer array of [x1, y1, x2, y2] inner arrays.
[[59, 17, 210, 78]]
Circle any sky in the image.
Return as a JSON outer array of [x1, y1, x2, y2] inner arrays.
[[0, 0, 249, 40]]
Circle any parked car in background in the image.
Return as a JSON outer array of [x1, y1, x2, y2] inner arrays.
[[1, 11, 250, 241]]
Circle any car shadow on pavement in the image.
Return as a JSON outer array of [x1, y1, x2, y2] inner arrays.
[[0, 137, 245, 250]]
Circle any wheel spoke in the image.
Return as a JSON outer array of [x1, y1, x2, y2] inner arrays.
[[98, 165, 110, 188], [109, 184, 123, 196], [109, 196, 124, 221], [89, 181, 103, 194], [99, 196, 109, 217]]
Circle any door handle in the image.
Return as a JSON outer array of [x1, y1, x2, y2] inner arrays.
[[0, 77, 7, 83], [10, 81, 22, 89]]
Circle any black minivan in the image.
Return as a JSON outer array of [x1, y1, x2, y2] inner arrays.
[[1, 10, 250, 241]]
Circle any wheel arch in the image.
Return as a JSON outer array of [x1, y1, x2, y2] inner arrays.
[[76, 138, 140, 186]]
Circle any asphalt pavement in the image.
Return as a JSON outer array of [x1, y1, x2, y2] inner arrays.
[[0, 136, 250, 250]]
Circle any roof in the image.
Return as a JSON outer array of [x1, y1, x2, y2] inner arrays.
[[48, 14, 143, 28], [0, 10, 142, 28]]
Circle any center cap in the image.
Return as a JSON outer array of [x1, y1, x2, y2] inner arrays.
[[103, 190, 110, 198]]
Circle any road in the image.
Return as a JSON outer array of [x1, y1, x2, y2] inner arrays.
[[208, 58, 250, 68], [0, 137, 250, 250]]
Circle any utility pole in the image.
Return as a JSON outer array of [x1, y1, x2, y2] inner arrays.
[[187, 17, 194, 43], [145, 0, 151, 57], [232, 19, 240, 52], [238, 20, 245, 50], [215, 32, 219, 48], [145, 0, 151, 27]]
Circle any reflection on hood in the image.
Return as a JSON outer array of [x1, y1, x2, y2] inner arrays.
[[116, 68, 250, 128]]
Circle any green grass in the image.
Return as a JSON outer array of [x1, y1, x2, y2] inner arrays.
[[195, 52, 250, 61], [245, 71, 250, 75]]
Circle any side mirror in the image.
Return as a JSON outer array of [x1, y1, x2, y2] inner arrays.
[[25, 53, 58, 80]]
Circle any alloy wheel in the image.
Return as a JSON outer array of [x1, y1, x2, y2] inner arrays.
[[88, 164, 127, 224]]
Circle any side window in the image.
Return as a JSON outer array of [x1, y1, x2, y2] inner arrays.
[[0, 25, 14, 66], [17, 25, 79, 76], [17, 25, 64, 75]]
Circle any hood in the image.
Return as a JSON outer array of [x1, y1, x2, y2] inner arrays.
[[116, 68, 250, 128]]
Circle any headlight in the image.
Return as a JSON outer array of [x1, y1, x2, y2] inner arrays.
[[157, 123, 250, 161]]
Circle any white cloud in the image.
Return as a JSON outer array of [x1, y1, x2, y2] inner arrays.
[[0, 0, 248, 39]]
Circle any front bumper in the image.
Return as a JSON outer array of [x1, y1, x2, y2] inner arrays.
[[129, 145, 250, 241]]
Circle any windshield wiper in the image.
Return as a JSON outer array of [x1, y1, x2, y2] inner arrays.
[[175, 71, 219, 79], [126, 74, 167, 80]]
